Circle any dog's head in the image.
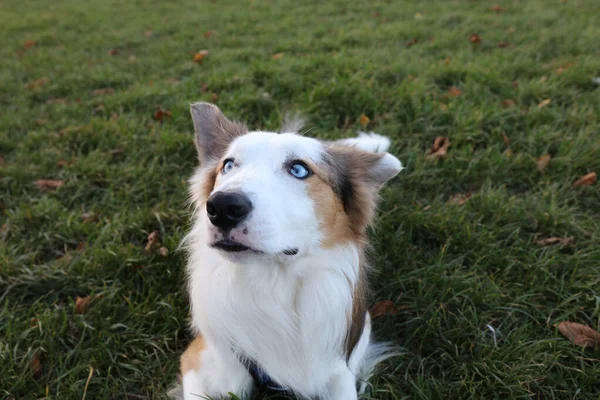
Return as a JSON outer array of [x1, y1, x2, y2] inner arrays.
[[188, 102, 402, 263]]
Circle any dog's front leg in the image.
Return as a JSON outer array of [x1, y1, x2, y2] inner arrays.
[[323, 366, 358, 400], [179, 336, 254, 400]]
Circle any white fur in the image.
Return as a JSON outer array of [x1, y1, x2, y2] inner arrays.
[[176, 130, 401, 400]]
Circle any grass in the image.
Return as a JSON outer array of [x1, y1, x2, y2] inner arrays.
[[1, 0, 599, 398]]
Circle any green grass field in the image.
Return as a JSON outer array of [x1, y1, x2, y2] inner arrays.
[[1, 0, 599, 398]]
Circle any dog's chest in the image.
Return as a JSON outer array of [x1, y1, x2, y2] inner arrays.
[[189, 257, 353, 389]]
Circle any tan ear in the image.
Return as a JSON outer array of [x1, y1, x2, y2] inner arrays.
[[190, 102, 247, 163], [325, 146, 402, 234]]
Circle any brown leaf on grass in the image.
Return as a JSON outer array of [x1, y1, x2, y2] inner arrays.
[[75, 295, 92, 314], [45, 98, 68, 105], [204, 30, 214, 39], [490, 5, 505, 12], [469, 33, 481, 44], [556, 67, 565, 75], [82, 212, 97, 224], [108, 148, 124, 155], [31, 352, 43, 379], [370, 300, 398, 319], [359, 114, 370, 128], [35, 179, 64, 190], [56, 159, 72, 168], [158, 247, 169, 257], [512, 80, 519, 89], [448, 192, 472, 205], [271, 52, 284, 60], [537, 154, 551, 172], [502, 132, 510, 145], [501, 99, 516, 108], [193, 50, 209, 62], [427, 136, 450, 159], [91, 88, 115, 96], [144, 29, 153, 38], [200, 83, 209, 93], [448, 86, 462, 97], [30, 317, 38, 327], [36, 119, 49, 126], [535, 236, 574, 246], [406, 38, 419, 48], [154, 106, 172, 122], [26, 78, 50, 89], [211, 93, 219, 102], [145, 230, 160, 252], [538, 99, 551, 108], [108, 49, 119, 56], [572, 172, 596, 188], [497, 41, 510, 48], [24, 40, 37, 49], [557, 322, 600, 349], [76, 242, 85, 251]]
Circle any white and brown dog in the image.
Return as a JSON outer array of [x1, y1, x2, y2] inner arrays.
[[172, 103, 402, 400]]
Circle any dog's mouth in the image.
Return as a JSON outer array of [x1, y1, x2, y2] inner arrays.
[[212, 239, 261, 253], [211, 240, 298, 257]]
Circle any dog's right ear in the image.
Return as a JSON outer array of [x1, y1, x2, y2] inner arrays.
[[190, 102, 247, 164]]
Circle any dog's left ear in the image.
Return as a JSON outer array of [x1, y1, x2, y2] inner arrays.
[[328, 146, 403, 191], [190, 102, 247, 164], [326, 146, 402, 233]]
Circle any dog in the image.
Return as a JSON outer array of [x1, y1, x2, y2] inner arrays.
[[171, 102, 403, 400]]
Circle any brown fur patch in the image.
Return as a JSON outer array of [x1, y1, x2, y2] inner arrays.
[[306, 166, 355, 248], [180, 336, 206, 376], [318, 146, 388, 359]]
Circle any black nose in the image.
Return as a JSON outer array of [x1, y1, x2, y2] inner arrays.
[[206, 191, 252, 230]]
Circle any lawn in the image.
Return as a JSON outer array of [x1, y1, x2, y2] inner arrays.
[[1, 0, 599, 398]]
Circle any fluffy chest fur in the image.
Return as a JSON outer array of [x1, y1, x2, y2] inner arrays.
[[187, 217, 360, 393]]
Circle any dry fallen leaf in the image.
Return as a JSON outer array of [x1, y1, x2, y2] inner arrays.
[[490, 5, 505, 12], [271, 52, 284, 60], [204, 30, 214, 39], [501, 99, 516, 108], [30, 317, 38, 327], [211, 93, 219, 102], [359, 114, 370, 128], [448, 192, 472, 205], [406, 38, 419, 47], [502, 132, 510, 145], [497, 41, 510, 48], [144, 29, 153, 38], [82, 212, 97, 224], [556, 67, 564, 75], [370, 300, 398, 319], [35, 179, 64, 190], [469, 33, 481, 44], [75, 295, 92, 314], [31, 352, 43, 379], [535, 236, 574, 246], [145, 230, 160, 252], [24, 40, 37, 49], [108, 49, 119, 56], [158, 247, 169, 257], [26, 78, 50, 90], [427, 136, 450, 159], [572, 172, 596, 188], [91, 88, 115, 96], [448, 86, 462, 97], [557, 322, 600, 349], [154, 106, 172, 122], [512, 80, 519, 89], [537, 154, 551, 172], [538, 99, 551, 108], [193, 50, 209, 62]]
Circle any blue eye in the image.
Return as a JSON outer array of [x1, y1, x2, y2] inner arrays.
[[222, 159, 234, 174], [289, 162, 311, 179]]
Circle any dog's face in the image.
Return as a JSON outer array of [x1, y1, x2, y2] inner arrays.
[[188, 103, 402, 263]]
